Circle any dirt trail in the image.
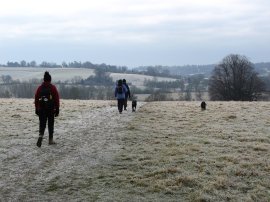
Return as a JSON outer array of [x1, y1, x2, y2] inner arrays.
[[0, 99, 142, 201]]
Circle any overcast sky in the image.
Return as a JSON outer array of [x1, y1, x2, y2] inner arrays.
[[0, 0, 269, 67]]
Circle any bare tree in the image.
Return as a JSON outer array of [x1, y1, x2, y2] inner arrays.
[[209, 54, 265, 101]]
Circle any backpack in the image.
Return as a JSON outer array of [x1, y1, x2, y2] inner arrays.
[[117, 85, 123, 94], [39, 84, 54, 110]]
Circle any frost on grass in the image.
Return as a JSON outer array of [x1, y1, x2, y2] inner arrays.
[[0, 98, 139, 201], [113, 101, 270, 201], [1, 99, 270, 201]]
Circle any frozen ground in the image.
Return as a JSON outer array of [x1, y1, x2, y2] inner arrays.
[[1, 99, 270, 201], [0, 98, 142, 201]]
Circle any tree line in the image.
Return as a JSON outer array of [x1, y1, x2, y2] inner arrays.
[[145, 55, 269, 101], [0, 60, 129, 74], [0, 54, 269, 101]]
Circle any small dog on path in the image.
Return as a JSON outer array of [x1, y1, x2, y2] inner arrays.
[[201, 101, 206, 110], [132, 100, 137, 112]]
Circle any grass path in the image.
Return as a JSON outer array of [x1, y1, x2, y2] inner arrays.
[[0, 99, 140, 201], [1, 99, 270, 201]]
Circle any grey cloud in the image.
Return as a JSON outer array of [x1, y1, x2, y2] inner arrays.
[[0, 0, 269, 66]]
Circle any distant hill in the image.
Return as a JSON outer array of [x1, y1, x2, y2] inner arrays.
[[134, 62, 270, 77], [1, 61, 269, 79], [253, 62, 270, 76]]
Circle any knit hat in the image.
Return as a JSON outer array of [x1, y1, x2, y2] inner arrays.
[[118, 79, 122, 85], [44, 71, 51, 82]]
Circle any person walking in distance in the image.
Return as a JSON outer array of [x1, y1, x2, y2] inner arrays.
[[35, 71, 60, 147], [122, 79, 130, 110], [115, 79, 127, 114]]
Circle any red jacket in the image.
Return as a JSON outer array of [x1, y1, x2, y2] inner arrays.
[[35, 82, 60, 110]]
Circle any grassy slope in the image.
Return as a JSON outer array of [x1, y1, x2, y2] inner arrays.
[[1, 100, 270, 201], [98, 101, 270, 201]]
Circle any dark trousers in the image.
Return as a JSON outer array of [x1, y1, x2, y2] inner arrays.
[[117, 99, 125, 113], [39, 111, 54, 139], [124, 98, 128, 110]]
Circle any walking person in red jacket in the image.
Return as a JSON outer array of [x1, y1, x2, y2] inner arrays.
[[35, 71, 60, 147]]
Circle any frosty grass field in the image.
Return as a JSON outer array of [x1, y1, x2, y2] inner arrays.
[[1, 98, 270, 201]]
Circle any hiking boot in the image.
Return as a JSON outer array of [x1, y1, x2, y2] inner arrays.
[[49, 138, 56, 145], [37, 137, 43, 147]]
